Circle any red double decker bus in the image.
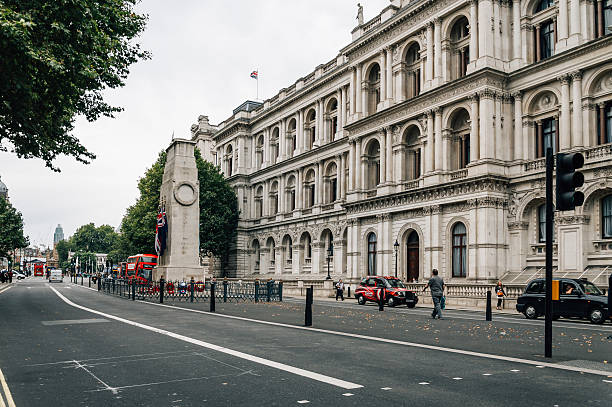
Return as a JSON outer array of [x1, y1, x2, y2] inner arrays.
[[123, 254, 157, 282], [34, 263, 45, 276]]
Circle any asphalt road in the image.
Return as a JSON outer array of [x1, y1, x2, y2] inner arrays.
[[0, 278, 611, 407]]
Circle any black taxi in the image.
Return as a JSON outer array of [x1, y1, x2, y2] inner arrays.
[[516, 278, 609, 324]]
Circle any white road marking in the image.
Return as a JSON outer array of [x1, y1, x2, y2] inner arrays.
[[137, 300, 612, 378], [342, 393, 354, 396], [87, 373, 237, 393], [482, 373, 492, 376], [603, 379, 612, 383], [73, 359, 118, 394], [49, 286, 363, 390], [297, 400, 310, 404], [536, 365, 545, 368], [452, 377, 463, 380], [42, 318, 109, 326], [381, 387, 392, 390], [0, 366, 17, 407], [0, 286, 12, 295], [418, 382, 429, 385], [510, 369, 520, 372]]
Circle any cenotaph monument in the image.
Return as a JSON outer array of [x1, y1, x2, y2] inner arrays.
[[153, 138, 204, 281]]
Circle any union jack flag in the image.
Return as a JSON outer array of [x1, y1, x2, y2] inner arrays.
[[250, 70, 258, 79], [155, 209, 167, 257]]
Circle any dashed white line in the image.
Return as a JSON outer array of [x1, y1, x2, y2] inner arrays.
[[510, 369, 520, 372], [0, 366, 16, 407], [482, 373, 492, 376], [418, 382, 429, 385], [381, 387, 392, 390], [297, 400, 310, 404], [452, 377, 463, 380], [342, 393, 354, 397], [49, 286, 363, 390], [603, 379, 612, 383]]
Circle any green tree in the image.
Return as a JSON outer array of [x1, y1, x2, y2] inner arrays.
[[70, 223, 119, 253], [0, 0, 149, 171], [0, 197, 29, 259], [55, 239, 69, 263], [117, 151, 166, 258], [195, 149, 239, 277]]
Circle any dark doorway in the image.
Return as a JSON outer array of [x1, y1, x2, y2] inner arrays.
[[406, 231, 419, 282]]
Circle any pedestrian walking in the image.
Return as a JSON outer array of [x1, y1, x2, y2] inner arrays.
[[495, 281, 506, 310], [335, 279, 345, 301], [423, 269, 445, 319], [8, 271, 12, 283]]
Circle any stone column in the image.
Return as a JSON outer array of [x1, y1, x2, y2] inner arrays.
[[296, 168, 303, 210], [470, 93, 480, 162], [348, 140, 355, 191], [361, 80, 368, 117], [442, 130, 450, 172], [559, 74, 571, 151], [379, 130, 387, 185], [315, 162, 321, 205], [279, 119, 286, 161], [341, 86, 348, 131], [479, 90, 495, 159], [426, 110, 434, 173], [582, 101, 592, 147], [558, 0, 569, 42], [597, 0, 604, 38], [512, 0, 521, 61], [493, 0, 501, 61], [494, 93, 503, 160], [478, 0, 494, 60], [356, 64, 363, 114], [251, 136, 256, 171], [513, 92, 523, 160], [569, 0, 581, 39], [340, 153, 347, 199], [571, 71, 583, 148], [380, 51, 387, 102], [386, 127, 393, 184], [434, 107, 443, 170], [434, 18, 442, 82], [263, 128, 270, 167], [469, 0, 478, 63], [297, 110, 304, 154], [315, 99, 322, 147], [336, 88, 343, 138], [349, 67, 356, 116], [356, 138, 362, 191], [336, 155, 342, 202], [426, 22, 434, 84], [238, 135, 246, 173], [278, 175, 285, 215], [386, 47, 393, 100]]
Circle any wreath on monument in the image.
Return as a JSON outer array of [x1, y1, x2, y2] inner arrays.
[[166, 282, 175, 294], [195, 281, 205, 292]]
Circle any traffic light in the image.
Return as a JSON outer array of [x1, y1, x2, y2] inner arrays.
[[556, 152, 584, 211]]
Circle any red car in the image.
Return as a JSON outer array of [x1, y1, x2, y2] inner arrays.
[[354, 276, 418, 308]]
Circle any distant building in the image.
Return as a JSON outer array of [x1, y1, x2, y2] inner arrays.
[[53, 224, 64, 245], [0, 176, 8, 200]]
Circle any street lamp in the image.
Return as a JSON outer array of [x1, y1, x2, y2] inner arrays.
[[393, 240, 399, 278], [326, 245, 333, 280]]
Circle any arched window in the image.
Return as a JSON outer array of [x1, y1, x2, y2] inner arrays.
[[450, 109, 471, 169], [602, 196, 612, 238], [325, 163, 338, 204], [254, 186, 263, 218], [538, 204, 546, 243], [367, 64, 381, 115], [451, 223, 467, 278], [226, 144, 233, 177], [305, 234, 312, 259], [328, 99, 338, 139], [367, 233, 377, 275], [536, 117, 557, 157], [284, 236, 293, 261], [403, 126, 421, 180], [535, 0, 554, 12], [304, 170, 315, 208], [271, 128, 279, 164], [255, 135, 264, 169], [595, 0, 612, 37], [287, 119, 297, 157], [405, 43, 421, 99], [285, 176, 296, 212], [269, 182, 278, 215], [306, 110, 316, 150], [366, 140, 381, 191], [252, 240, 260, 271], [450, 17, 470, 79], [597, 101, 612, 145]]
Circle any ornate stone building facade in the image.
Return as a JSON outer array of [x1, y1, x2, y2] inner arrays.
[[199, 0, 612, 285]]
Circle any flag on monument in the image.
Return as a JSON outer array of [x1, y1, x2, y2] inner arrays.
[[155, 209, 168, 257], [250, 70, 258, 79]]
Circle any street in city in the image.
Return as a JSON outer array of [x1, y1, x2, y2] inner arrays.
[[0, 277, 610, 406]]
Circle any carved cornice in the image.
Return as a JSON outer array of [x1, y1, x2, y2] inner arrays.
[[555, 215, 590, 225], [344, 175, 509, 215], [508, 221, 529, 231]]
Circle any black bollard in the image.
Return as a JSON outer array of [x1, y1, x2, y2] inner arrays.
[[160, 277, 165, 304], [254, 280, 259, 303], [347, 286, 351, 298], [210, 282, 216, 312], [81, 274, 83, 285], [279, 281, 283, 302], [190, 278, 195, 303], [266, 280, 271, 302], [132, 279, 136, 301], [223, 280, 228, 303], [97, 276, 101, 291], [305, 286, 313, 326], [486, 290, 492, 321], [378, 288, 384, 311]]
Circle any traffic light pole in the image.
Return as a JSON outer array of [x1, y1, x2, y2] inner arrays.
[[545, 147, 554, 358]]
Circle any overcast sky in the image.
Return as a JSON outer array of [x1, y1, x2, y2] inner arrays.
[[0, 0, 390, 247]]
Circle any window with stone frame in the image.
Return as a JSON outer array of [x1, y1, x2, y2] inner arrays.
[[255, 134, 264, 169], [367, 233, 377, 275], [602, 195, 612, 239], [403, 126, 422, 180], [535, 0, 554, 12], [306, 110, 316, 150], [539, 20, 555, 60], [594, 0, 612, 38], [535, 117, 557, 158], [596, 101, 612, 145], [531, 0, 557, 63], [405, 42, 421, 99], [225, 144, 233, 177], [328, 98, 338, 140], [450, 108, 471, 169], [269, 182, 278, 215], [304, 170, 315, 208], [287, 119, 297, 157], [367, 64, 381, 115], [450, 16, 470, 80], [254, 186, 263, 218], [451, 222, 467, 277], [366, 139, 381, 190]]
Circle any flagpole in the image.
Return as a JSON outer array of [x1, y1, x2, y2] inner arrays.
[[256, 67, 259, 101]]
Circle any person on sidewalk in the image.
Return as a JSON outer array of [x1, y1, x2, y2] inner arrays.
[[335, 279, 345, 301], [423, 269, 444, 319], [495, 281, 506, 310]]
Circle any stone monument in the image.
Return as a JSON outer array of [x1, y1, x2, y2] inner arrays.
[[154, 138, 204, 281]]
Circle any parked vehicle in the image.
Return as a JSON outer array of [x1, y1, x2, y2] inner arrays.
[[49, 269, 63, 283], [354, 276, 418, 308], [516, 278, 609, 324], [13, 272, 26, 280]]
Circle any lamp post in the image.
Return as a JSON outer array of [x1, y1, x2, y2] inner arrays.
[[394, 240, 399, 278], [326, 245, 333, 280]]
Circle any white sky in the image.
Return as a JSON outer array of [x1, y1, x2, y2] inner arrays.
[[0, 0, 390, 247]]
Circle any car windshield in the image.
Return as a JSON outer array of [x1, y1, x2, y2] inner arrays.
[[385, 279, 406, 288], [578, 281, 603, 296]]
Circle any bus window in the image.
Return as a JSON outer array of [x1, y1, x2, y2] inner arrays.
[[141, 256, 157, 263]]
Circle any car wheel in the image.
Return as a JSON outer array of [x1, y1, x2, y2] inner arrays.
[[387, 297, 397, 307], [406, 302, 416, 309], [589, 308, 605, 325], [524, 305, 538, 319], [357, 295, 366, 305]]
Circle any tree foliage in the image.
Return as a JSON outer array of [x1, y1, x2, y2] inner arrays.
[[116, 151, 166, 258], [0, 197, 29, 259], [55, 239, 69, 263], [195, 149, 239, 275], [69, 223, 119, 253], [0, 0, 150, 170]]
